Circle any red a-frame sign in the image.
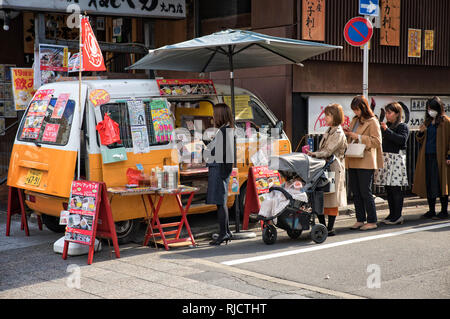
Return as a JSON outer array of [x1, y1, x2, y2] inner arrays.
[[62, 181, 120, 265]]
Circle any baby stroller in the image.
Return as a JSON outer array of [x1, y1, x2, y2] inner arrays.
[[258, 152, 335, 245]]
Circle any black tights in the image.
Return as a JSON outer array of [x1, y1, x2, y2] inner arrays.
[[427, 196, 449, 214], [386, 186, 404, 221], [317, 215, 336, 231], [217, 205, 231, 237]]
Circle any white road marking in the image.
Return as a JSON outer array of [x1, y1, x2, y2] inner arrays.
[[221, 222, 450, 266]]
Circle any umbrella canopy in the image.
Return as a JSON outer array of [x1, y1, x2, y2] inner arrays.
[[127, 29, 342, 72]]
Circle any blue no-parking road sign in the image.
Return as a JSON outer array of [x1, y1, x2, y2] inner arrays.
[[359, 0, 379, 17], [343, 17, 373, 47]]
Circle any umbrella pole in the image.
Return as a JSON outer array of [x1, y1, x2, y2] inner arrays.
[[228, 46, 240, 233]]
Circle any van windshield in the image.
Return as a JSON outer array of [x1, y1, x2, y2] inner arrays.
[[18, 97, 75, 146]]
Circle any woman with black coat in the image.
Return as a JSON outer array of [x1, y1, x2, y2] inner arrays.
[[374, 102, 409, 225], [205, 103, 235, 245]]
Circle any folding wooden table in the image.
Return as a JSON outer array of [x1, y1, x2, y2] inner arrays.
[[107, 185, 198, 251]]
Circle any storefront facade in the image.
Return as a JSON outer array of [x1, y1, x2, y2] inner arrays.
[[205, 0, 450, 149]]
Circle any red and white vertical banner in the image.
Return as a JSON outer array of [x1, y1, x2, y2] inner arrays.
[[80, 16, 106, 72]]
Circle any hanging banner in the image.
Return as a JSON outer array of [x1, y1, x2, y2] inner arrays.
[[81, 16, 106, 72], [302, 0, 325, 41], [408, 28, 421, 58], [424, 30, 434, 51], [380, 0, 401, 46], [11, 68, 35, 111]]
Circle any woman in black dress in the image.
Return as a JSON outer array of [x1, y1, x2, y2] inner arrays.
[[205, 103, 235, 245]]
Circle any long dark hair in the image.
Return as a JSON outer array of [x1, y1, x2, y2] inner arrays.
[[350, 95, 375, 120], [424, 96, 445, 127], [213, 103, 235, 128]]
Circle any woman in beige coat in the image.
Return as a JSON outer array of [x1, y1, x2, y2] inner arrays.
[[344, 95, 383, 231], [412, 96, 450, 219], [309, 104, 348, 236]]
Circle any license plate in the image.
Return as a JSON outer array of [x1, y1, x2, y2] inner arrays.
[[25, 169, 43, 187]]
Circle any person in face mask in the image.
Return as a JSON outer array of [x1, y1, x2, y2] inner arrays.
[[412, 96, 450, 219]]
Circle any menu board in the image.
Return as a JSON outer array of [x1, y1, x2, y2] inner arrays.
[[64, 181, 100, 245], [150, 99, 174, 143], [250, 166, 282, 206], [157, 79, 216, 96], [242, 166, 282, 230]]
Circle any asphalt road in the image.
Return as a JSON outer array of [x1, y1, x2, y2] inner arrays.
[[0, 202, 448, 300], [172, 205, 450, 299]]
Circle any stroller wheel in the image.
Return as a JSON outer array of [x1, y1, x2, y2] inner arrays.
[[287, 229, 302, 239], [262, 224, 277, 245], [311, 224, 328, 244]]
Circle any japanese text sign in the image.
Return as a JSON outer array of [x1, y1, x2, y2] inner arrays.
[[380, 0, 400, 46], [302, 0, 325, 41]]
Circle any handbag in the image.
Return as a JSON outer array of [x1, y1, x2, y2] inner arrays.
[[345, 141, 366, 158], [324, 171, 335, 193]]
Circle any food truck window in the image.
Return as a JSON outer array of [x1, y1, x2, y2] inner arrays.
[[99, 102, 170, 148], [234, 98, 274, 135], [18, 98, 75, 146]]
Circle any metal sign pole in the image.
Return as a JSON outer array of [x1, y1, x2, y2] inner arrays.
[[363, 15, 369, 98]]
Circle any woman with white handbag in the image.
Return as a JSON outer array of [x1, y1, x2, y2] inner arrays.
[[374, 102, 409, 225], [344, 96, 383, 231], [308, 104, 348, 236]]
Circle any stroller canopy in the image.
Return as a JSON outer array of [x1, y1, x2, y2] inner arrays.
[[269, 153, 326, 184]]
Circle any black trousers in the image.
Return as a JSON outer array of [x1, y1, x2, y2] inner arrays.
[[348, 168, 377, 223], [385, 186, 403, 221], [216, 205, 230, 237]]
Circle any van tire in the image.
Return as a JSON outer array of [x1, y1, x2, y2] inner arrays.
[[115, 219, 147, 244], [41, 214, 66, 233]]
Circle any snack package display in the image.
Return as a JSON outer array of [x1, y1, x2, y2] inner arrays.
[[150, 99, 174, 143]]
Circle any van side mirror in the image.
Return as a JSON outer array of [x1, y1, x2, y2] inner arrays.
[[275, 120, 284, 130]]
